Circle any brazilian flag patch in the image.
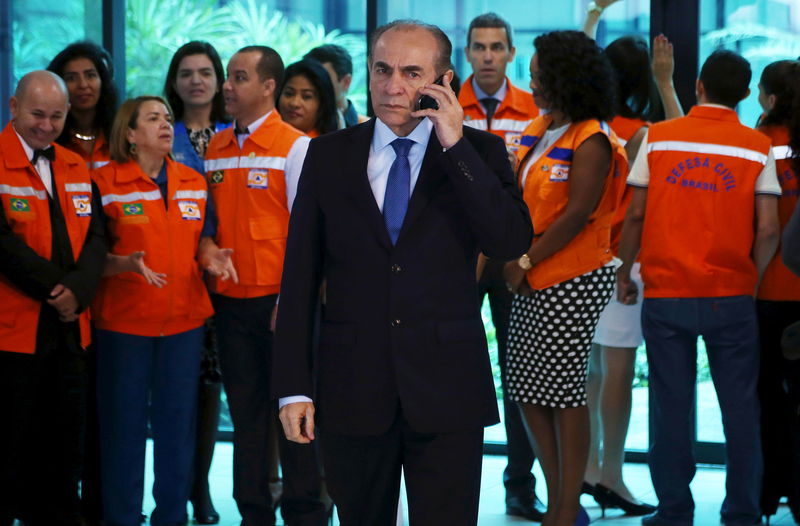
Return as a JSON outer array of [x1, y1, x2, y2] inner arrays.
[[211, 170, 224, 184], [122, 203, 144, 216], [10, 198, 30, 212]]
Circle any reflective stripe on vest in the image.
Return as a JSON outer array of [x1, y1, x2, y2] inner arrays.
[[204, 155, 286, 172], [0, 184, 48, 200], [101, 189, 162, 206], [173, 190, 207, 200], [90, 160, 110, 170], [647, 140, 768, 165], [64, 183, 92, 193]]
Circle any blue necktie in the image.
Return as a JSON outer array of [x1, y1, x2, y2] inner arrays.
[[383, 138, 413, 244]]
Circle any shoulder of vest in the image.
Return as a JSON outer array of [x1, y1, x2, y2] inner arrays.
[[53, 144, 85, 167], [168, 157, 205, 181], [503, 82, 537, 115]]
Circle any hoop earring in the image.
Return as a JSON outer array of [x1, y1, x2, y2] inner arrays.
[[129, 143, 138, 155]]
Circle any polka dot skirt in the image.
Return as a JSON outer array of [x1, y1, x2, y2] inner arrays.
[[506, 266, 615, 408]]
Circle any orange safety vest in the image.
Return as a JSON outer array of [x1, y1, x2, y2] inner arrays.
[[757, 125, 800, 301], [608, 116, 648, 255], [204, 110, 303, 298], [640, 105, 772, 298], [460, 75, 539, 154], [516, 115, 627, 290], [0, 123, 93, 353], [91, 157, 213, 336], [66, 132, 111, 171]]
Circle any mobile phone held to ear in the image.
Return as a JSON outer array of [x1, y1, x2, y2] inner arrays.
[[417, 75, 444, 111]]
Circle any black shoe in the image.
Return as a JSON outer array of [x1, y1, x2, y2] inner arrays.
[[581, 481, 596, 497], [506, 493, 546, 522], [192, 497, 220, 524], [594, 483, 656, 517]]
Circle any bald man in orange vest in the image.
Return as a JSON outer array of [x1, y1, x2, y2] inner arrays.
[[0, 71, 106, 526]]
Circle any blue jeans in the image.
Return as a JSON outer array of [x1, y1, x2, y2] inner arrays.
[[95, 327, 204, 526], [643, 296, 762, 526]]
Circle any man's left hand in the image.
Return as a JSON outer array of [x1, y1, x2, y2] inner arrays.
[[411, 74, 463, 149], [47, 284, 79, 322]]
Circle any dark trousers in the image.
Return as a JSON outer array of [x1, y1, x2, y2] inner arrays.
[[0, 341, 87, 526], [321, 410, 484, 526], [95, 327, 204, 526], [213, 294, 326, 526], [643, 296, 762, 526], [477, 258, 536, 496], [756, 300, 800, 517]]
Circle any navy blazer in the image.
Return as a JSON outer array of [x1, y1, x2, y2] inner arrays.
[[272, 119, 533, 436]]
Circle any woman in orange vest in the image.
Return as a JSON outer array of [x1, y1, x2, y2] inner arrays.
[[583, 34, 683, 516], [91, 96, 235, 526], [755, 59, 800, 525], [48, 41, 118, 171], [503, 31, 623, 526], [163, 40, 231, 525], [277, 59, 338, 138]]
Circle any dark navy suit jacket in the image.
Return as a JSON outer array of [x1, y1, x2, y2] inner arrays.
[[272, 119, 533, 436]]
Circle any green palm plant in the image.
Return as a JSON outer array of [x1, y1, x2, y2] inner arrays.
[[123, 0, 368, 112]]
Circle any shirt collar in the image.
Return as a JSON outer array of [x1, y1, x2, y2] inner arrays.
[[699, 103, 733, 110], [12, 126, 36, 162], [235, 110, 272, 135], [472, 77, 507, 104], [372, 117, 434, 153]]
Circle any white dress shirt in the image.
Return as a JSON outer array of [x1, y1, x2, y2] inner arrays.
[[14, 128, 54, 197], [234, 110, 311, 211], [279, 117, 435, 409]]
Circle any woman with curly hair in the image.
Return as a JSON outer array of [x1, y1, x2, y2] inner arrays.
[[754, 58, 800, 525], [503, 30, 626, 526], [277, 59, 338, 137], [47, 40, 119, 170]]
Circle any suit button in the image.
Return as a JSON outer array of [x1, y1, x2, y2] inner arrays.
[[391, 319, 401, 327], [391, 264, 402, 274]]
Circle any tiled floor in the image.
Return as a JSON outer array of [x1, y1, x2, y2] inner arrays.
[[135, 441, 798, 526]]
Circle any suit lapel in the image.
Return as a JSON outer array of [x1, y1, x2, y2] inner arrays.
[[346, 120, 392, 250], [398, 130, 446, 240]]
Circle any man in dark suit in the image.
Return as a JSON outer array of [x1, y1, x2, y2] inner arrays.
[[273, 20, 533, 525]]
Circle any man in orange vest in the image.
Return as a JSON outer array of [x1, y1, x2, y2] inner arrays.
[[459, 12, 544, 521], [617, 50, 781, 526], [203, 46, 326, 526], [0, 71, 106, 526]]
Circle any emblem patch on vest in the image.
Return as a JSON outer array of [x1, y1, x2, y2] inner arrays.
[[210, 170, 224, 184], [123, 203, 144, 215], [72, 195, 92, 217], [247, 169, 269, 189], [550, 164, 570, 181], [9, 198, 30, 212], [178, 201, 202, 221]]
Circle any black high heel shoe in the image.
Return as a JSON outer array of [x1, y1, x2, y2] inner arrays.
[[593, 483, 657, 517], [581, 481, 596, 497]]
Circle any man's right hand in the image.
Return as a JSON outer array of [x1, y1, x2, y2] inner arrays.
[[279, 401, 316, 444]]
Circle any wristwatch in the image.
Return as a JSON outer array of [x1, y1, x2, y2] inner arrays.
[[517, 253, 533, 270], [587, 1, 604, 15]]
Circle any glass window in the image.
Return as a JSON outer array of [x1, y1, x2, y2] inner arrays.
[[124, 0, 368, 115], [700, 0, 800, 126], [385, 1, 649, 100], [12, 0, 103, 83]]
